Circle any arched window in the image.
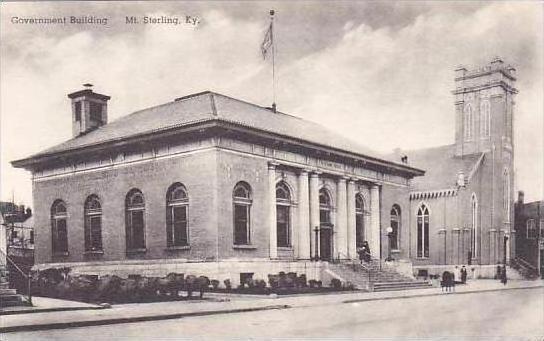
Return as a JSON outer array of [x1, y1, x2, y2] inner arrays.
[[355, 194, 365, 247], [319, 189, 332, 225], [390, 205, 401, 251], [480, 100, 491, 138], [166, 183, 189, 247], [233, 182, 252, 245], [503, 169, 511, 222], [51, 200, 68, 255], [417, 204, 430, 258], [471, 194, 478, 259], [276, 181, 291, 247], [464, 104, 473, 141], [84, 195, 102, 252], [125, 189, 146, 251]]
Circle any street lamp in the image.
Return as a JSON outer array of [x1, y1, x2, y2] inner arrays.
[[386, 226, 394, 262]]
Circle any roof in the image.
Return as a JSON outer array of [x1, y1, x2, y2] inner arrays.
[[400, 144, 481, 191], [13, 91, 423, 175]]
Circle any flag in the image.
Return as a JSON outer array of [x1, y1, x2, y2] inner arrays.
[[261, 22, 273, 60]]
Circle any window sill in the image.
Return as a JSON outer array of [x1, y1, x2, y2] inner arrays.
[[126, 248, 147, 254], [53, 252, 69, 257], [278, 246, 293, 250], [165, 245, 190, 251], [391, 249, 401, 253], [233, 245, 257, 250], [84, 250, 104, 255]]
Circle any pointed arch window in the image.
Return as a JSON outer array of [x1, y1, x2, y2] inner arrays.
[[390, 205, 401, 251], [166, 183, 189, 247], [417, 204, 430, 258], [276, 182, 291, 247], [233, 182, 252, 245], [125, 189, 146, 251], [480, 100, 491, 138], [355, 194, 365, 247], [84, 195, 103, 252], [51, 200, 68, 255], [464, 104, 473, 141], [471, 194, 478, 258]]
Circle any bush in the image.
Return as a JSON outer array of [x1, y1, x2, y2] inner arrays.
[[330, 278, 342, 289], [254, 279, 267, 290], [210, 280, 220, 290], [224, 279, 232, 291], [268, 274, 280, 289]]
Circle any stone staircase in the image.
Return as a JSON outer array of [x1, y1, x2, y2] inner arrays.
[[511, 258, 540, 280], [328, 260, 432, 292], [0, 265, 31, 308]]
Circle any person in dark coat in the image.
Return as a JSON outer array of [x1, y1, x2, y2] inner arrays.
[[461, 266, 467, 284], [357, 248, 364, 264], [501, 265, 508, 285], [362, 241, 371, 262]]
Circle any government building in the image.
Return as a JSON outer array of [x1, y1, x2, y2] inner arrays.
[[12, 58, 518, 284]]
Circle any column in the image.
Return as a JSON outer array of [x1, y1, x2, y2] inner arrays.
[[309, 172, 320, 259], [370, 185, 380, 259], [489, 229, 497, 264], [297, 170, 311, 259], [438, 229, 447, 265], [268, 162, 278, 259], [346, 179, 356, 259], [336, 177, 348, 259]]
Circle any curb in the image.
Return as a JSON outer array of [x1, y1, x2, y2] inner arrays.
[[0, 305, 107, 316], [342, 284, 544, 304], [0, 304, 291, 333]]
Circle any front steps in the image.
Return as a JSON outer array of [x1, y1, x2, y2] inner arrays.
[[0, 268, 31, 308], [328, 261, 432, 292]]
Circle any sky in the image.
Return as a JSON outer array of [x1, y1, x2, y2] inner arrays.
[[1, 1, 543, 207]]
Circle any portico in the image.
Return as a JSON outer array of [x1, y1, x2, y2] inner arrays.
[[267, 161, 386, 262]]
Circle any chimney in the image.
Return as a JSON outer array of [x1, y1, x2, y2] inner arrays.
[[517, 191, 524, 204], [68, 84, 111, 137]]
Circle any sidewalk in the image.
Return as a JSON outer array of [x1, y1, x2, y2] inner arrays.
[[1, 279, 542, 333]]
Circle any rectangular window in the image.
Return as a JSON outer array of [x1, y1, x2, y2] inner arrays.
[[75, 101, 82, 121], [30, 231, 34, 244], [89, 102, 102, 122], [53, 218, 68, 253], [320, 210, 330, 224], [85, 216, 103, 251], [527, 219, 537, 239], [276, 205, 290, 247], [172, 206, 188, 246], [128, 210, 145, 249], [234, 204, 249, 245]]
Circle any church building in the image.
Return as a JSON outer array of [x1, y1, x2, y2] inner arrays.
[[12, 58, 517, 283]]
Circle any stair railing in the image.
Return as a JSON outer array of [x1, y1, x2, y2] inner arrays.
[[0, 248, 32, 305]]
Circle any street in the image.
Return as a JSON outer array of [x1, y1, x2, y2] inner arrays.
[[3, 288, 543, 340]]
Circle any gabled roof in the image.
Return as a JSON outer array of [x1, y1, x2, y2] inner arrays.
[[401, 144, 481, 191], [13, 91, 423, 176]]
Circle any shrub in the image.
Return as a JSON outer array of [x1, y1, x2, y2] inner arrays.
[[210, 280, 220, 290], [224, 279, 232, 291], [254, 279, 267, 290], [268, 274, 280, 289], [330, 278, 342, 289]]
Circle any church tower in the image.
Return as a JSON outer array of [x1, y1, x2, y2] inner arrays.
[[452, 57, 518, 264]]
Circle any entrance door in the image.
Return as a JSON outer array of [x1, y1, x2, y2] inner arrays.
[[320, 227, 332, 261]]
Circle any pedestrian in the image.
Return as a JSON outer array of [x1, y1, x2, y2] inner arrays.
[[453, 266, 460, 284], [461, 266, 467, 284], [362, 241, 371, 262], [357, 248, 364, 264], [501, 265, 507, 285]]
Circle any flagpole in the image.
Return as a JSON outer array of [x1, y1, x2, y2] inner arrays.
[[270, 9, 276, 111]]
